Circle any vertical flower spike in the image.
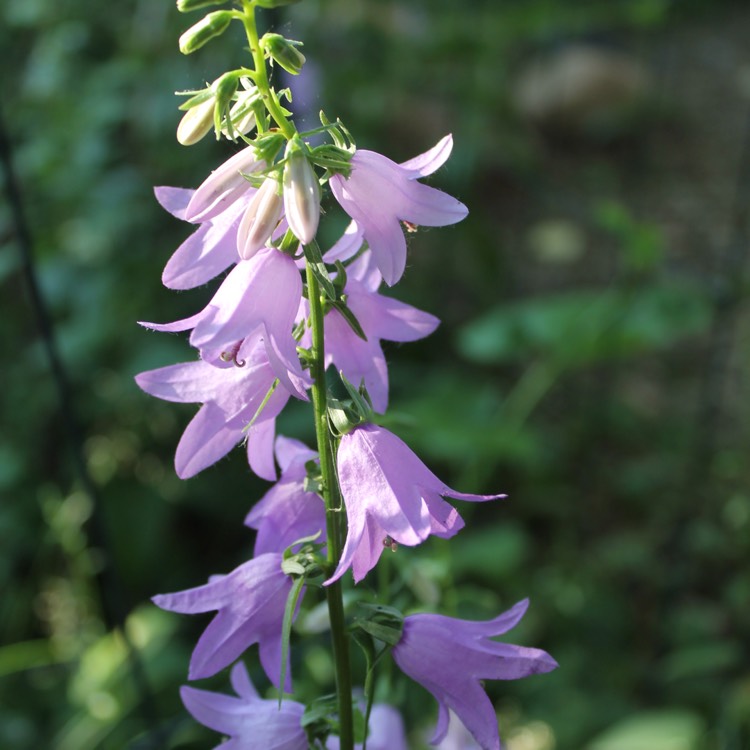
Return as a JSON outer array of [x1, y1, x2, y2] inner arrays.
[[326, 424, 505, 584], [180, 661, 307, 750], [391, 600, 558, 750], [152, 553, 299, 690], [283, 144, 320, 245]]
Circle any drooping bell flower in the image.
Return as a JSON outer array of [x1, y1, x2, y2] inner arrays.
[[326, 424, 504, 584], [323, 276, 439, 413], [245, 436, 327, 555], [135, 338, 290, 480], [329, 135, 467, 286], [140, 246, 310, 400], [391, 600, 558, 750], [153, 552, 298, 690], [180, 661, 307, 750], [185, 144, 265, 223]]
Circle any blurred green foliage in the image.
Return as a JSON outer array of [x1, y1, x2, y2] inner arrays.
[[2, 0, 750, 748]]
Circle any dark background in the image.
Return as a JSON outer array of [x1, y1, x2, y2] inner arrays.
[[1, 0, 749, 748]]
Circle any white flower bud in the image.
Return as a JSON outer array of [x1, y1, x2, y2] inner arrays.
[[176, 97, 215, 146], [237, 177, 284, 260], [283, 150, 320, 245]]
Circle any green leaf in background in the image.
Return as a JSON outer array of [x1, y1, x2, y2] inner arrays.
[[457, 283, 712, 367], [587, 710, 706, 750]]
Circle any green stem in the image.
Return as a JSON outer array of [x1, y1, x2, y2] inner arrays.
[[240, 0, 296, 139], [305, 247, 355, 750]]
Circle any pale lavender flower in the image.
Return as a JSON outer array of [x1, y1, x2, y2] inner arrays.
[[391, 600, 558, 750], [135, 340, 289, 480], [185, 144, 264, 223], [140, 246, 309, 400], [327, 424, 504, 584], [245, 436, 327, 555], [329, 135, 466, 286], [153, 552, 297, 690], [180, 661, 307, 750], [321, 276, 439, 412], [326, 704, 408, 750]]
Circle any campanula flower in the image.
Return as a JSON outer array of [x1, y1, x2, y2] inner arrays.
[[329, 135, 467, 286], [140, 246, 310, 400], [153, 552, 297, 690], [134, 338, 289, 480], [180, 661, 307, 750], [327, 424, 504, 583], [245, 436, 327, 555], [391, 600, 558, 750], [185, 144, 264, 223], [321, 276, 439, 412]]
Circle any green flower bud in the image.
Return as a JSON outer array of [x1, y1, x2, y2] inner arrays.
[[178, 11, 233, 55], [176, 96, 215, 145], [261, 33, 306, 76], [176, 0, 227, 11]]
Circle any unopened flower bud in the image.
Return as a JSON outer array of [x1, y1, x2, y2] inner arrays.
[[176, 0, 226, 11], [176, 97, 215, 145], [283, 148, 320, 245], [178, 11, 233, 55], [261, 33, 306, 75], [237, 177, 283, 260]]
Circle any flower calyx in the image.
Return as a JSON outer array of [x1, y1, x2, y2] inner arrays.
[[261, 33, 306, 76], [327, 373, 374, 436], [351, 602, 405, 647], [176, 0, 228, 12], [281, 531, 326, 580]]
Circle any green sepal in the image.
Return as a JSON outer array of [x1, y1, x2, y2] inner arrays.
[[278, 573, 306, 704], [177, 0, 228, 12], [212, 71, 240, 137], [177, 87, 214, 111], [303, 242, 336, 301], [178, 11, 234, 55], [261, 33, 306, 75], [339, 372, 375, 419], [254, 131, 286, 165], [241, 378, 279, 433], [310, 144, 353, 176], [352, 603, 404, 646], [302, 695, 366, 747]]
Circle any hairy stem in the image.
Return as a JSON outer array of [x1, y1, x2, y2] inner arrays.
[[240, 0, 296, 139], [306, 251, 354, 750]]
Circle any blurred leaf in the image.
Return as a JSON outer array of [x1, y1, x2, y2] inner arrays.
[[587, 710, 706, 750], [457, 283, 711, 366]]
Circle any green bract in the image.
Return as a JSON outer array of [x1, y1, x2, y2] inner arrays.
[[178, 11, 233, 55]]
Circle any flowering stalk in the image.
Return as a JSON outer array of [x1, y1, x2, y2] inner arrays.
[[306, 254, 355, 749], [139, 2, 557, 748]]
